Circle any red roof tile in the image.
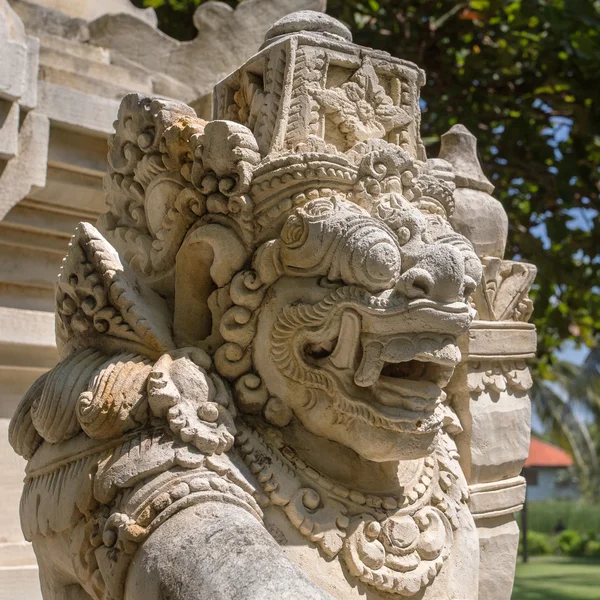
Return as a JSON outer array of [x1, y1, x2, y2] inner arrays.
[[524, 437, 573, 468]]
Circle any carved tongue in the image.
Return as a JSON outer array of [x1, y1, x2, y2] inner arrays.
[[376, 378, 441, 404]]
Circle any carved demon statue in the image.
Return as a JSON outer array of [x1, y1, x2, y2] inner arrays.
[[10, 11, 536, 600]]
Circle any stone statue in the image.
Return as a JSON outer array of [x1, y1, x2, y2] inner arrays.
[[9, 11, 535, 600]]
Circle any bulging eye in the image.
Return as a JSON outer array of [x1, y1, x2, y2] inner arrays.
[[363, 242, 401, 284], [344, 228, 402, 292]]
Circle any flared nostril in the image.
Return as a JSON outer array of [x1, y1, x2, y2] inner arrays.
[[398, 245, 467, 303], [397, 268, 435, 299], [411, 274, 433, 297]]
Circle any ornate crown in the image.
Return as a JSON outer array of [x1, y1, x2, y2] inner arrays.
[[97, 12, 456, 347]]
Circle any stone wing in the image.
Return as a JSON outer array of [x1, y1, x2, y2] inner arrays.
[[55, 221, 175, 359]]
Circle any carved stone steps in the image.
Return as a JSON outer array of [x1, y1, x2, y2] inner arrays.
[[37, 80, 120, 134], [28, 166, 104, 213], [39, 46, 153, 94], [37, 32, 110, 64]]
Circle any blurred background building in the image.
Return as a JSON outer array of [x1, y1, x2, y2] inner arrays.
[[523, 437, 579, 502]]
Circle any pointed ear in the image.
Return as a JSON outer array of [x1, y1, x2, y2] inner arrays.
[[174, 224, 249, 346], [56, 222, 175, 358]]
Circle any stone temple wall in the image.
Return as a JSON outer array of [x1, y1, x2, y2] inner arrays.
[[0, 1, 324, 596]]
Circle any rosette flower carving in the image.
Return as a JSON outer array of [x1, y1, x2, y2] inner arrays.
[[312, 59, 411, 149], [343, 507, 453, 594]]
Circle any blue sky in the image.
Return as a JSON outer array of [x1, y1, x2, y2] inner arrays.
[[556, 340, 589, 366]]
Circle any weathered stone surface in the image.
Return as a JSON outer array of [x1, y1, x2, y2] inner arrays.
[[7, 8, 534, 600], [0, 0, 30, 101], [476, 515, 521, 600], [0, 110, 49, 219], [0, 100, 20, 160], [0, 305, 56, 600], [0, 1, 327, 596], [9, 0, 90, 42], [439, 124, 509, 259], [27, 0, 157, 26]]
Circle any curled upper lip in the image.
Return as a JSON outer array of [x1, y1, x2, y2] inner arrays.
[[353, 294, 472, 317], [358, 299, 473, 337]]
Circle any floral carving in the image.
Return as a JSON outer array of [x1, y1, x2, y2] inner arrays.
[[473, 257, 536, 322], [343, 507, 453, 595], [238, 423, 465, 596], [56, 222, 174, 358], [313, 59, 411, 149], [468, 360, 533, 395], [100, 95, 261, 289]]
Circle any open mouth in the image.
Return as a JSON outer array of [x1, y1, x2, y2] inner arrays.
[[355, 334, 460, 389], [380, 359, 454, 395], [304, 310, 461, 428], [375, 359, 454, 413], [356, 333, 459, 418]]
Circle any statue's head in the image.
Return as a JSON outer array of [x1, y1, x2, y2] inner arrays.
[[252, 199, 478, 460], [230, 148, 480, 462], [89, 13, 483, 464]]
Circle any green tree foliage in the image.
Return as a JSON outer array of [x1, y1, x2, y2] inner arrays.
[[532, 345, 600, 498], [135, 0, 210, 39], [135, 0, 600, 371], [327, 0, 600, 376]]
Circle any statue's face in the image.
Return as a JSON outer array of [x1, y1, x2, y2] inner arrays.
[[253, 194, 481, 462]]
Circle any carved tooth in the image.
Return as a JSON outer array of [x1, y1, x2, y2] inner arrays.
[[434, 366, 455, 387], [330, 310, 362, 369], [354, 342, 384, 387]]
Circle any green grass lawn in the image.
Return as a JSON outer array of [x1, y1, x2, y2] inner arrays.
[[512, 556, 600, 600]]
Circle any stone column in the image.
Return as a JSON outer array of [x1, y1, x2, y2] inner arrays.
[[441, 125, 535, 600]]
